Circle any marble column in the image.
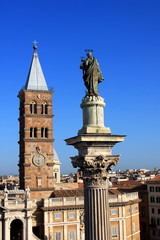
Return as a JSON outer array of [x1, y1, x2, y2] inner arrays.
[[3, 216, 9, 240], [65, 95, 125, 240], [84, 183, 109, 240]]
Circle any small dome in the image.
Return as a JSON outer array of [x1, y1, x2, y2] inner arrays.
[[53, 149, 60, 163]]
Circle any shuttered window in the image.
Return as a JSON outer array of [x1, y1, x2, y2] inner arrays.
[[68, 230, 75, 240], [55, 231, 62, 240], [111, 226, 118, 238]]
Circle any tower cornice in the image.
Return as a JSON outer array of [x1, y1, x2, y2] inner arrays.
[[18, 139, 54, 144], [18, 89, 54, 98]]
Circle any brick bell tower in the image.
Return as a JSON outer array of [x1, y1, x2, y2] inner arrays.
[[18, 43, 55, 198]]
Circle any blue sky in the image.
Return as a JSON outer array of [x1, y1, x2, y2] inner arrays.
[[0, 0, 160, 175]]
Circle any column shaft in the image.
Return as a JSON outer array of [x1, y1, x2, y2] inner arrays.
[[84, 186, 109, 240]]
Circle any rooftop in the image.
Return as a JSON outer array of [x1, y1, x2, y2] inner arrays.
[[25, 44, 48, 91], [147, 175, 160, 182]]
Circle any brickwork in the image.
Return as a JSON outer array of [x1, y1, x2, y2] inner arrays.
[[18, 89, 55, 194]]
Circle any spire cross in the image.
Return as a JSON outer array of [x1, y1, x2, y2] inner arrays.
[[33, 40, 37, 46]]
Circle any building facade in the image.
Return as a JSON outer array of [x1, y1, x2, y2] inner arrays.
[[0, 188, 140, 240], [147, 175, 160, 240]]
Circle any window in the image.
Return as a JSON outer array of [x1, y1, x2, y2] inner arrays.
[[41, 128, 48, 138], [110, 209, 117, 215], [150, 187, 154, 192], [156, 187, 160, 192], [37, 177, 42, 187], [54, 173, 58, 182], [152, 208, 155, 214], [157, 197, 160, 203], [127, 209, 130, 213], [132, 222, 135, 233], [45, 104, 48, 114], [30, 101, 37, 114], [68, 230, 75, 240], [41, 128, 44, 138], [150, 197, 155, 203], [20, 101, 24, 116], [68, 212, 75, 219], [34, 128, 37, 138], [153, 230, 156, 236], [30, 128, 37, 138], [111, 226, 118, 238], [151, 218, 156, 226], [30, 127, 33, 137], [41, 102, 48, 114], [131, 207, 134, 213], [55, 231, 62, 240], [135, 206, 138, 211], [54, 213, 62, 220], [157, 218, 160, 226], [45, 128, 48, 138]]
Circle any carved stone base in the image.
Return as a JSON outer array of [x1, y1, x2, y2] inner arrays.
[[78, 95, 111, 134], [78, 126, 111, 134]]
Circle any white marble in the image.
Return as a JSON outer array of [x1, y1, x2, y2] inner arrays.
[[79, 95, 111, 134]]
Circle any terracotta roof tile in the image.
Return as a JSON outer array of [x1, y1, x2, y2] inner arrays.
[[52, 189, 84, 198], [147, 175, 160, 182]]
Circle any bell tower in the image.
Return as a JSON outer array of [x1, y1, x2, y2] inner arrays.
[[18, 44, 55, 197]]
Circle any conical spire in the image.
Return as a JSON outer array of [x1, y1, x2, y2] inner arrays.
[[25, 42, 48, 91]]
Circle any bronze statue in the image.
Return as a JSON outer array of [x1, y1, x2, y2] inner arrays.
[[80, 51, 104, 96]]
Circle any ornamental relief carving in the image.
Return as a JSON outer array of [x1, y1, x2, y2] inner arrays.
[[71, 155, 119, 186], [71, 155, 119, 170]]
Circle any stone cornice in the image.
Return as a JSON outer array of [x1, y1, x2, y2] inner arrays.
[[30, 187, 55, 191], [47, 163, 55, 166], [18, 89, 54, 98], [24, 103, 53, 106], [109, 198, 141, 207], [65, 134, 126, 146], [18, 138, 54, 143], [24, 164, 31, 167], [18, 114, 54, 120], [41, 205, 84, 211]]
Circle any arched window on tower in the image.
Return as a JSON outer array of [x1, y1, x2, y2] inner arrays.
[[20, 101, 24, 116], [30, 128, 33, 137], [30, 101, 37, 114], [34, 128, 37, 138], [41, 128, 44, 138], [45, 128, 48, 138], [41, 128, 48, 138], [41, 102, 48, 114]]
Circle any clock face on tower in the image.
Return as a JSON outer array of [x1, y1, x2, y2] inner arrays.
[[33, 154, 45, 167]]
